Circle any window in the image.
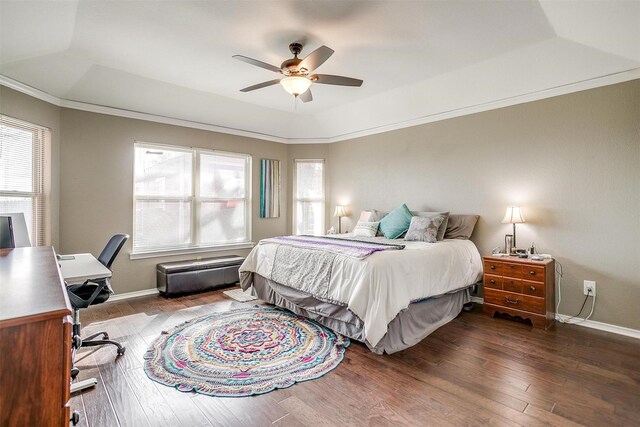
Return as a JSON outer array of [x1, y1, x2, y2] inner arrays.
[[133, 142, 251, 254], [293, 159, 325, 235], [0, 115, 49, 246]]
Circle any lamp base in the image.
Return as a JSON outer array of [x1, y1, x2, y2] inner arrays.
[[508, 248, 526, 256]]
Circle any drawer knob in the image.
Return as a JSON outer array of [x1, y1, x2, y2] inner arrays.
[[529, 270, 536, 275], [490, 279, 496, 284], [505, 297, 520, 304], [530, 286, 536, 291], [490, 265, 496, 270]]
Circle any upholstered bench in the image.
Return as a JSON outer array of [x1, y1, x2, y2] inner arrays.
[[156, 255, 245, 297]]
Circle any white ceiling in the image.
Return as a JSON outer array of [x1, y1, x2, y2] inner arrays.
[[1, 1, 639, 143]]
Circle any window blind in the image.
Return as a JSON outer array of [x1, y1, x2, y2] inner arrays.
[[0, 115, 50, 246], [293, 159, 325, 235], [133, 142, 251, 253]]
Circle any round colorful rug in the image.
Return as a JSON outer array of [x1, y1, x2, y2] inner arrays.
[[143, 306, 349, 397]]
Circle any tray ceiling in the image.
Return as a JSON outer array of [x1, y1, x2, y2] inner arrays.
[[1, 1, 638, 143]]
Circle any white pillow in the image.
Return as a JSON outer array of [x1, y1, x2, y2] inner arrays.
[[358, 210, 372, 221], [353, 221, 380, 237]]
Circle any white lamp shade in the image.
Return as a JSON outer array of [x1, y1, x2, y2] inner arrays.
[[280, 76, 312, 96], [501, 206, 525, 224], [334, 205, 347, 217]]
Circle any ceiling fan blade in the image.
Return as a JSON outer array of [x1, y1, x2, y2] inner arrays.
[[233, 55, 282, 73], [312, 74, 363, 87], [299, 88, 313, 103], [240, 79, 282, 92], [298, 46, 334, 72]]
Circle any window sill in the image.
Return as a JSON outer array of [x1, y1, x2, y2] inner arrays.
[[129, 242, 255, 260]]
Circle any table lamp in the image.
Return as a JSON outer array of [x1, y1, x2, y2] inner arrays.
[[502, 206, 525, 249], [334, 205, 347, 233]]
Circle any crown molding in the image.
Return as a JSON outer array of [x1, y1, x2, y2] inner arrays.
[[0, 75, 62, 106], [288, 67, 640, 144], [3, 68, 639, 145], [59, 99, 288, 144], [0, 74, 287, 144]]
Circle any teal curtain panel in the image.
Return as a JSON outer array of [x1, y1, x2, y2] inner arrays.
[[260, 159, 280, 218]]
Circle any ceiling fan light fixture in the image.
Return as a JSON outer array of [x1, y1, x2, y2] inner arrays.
[[234, 43, 362, 103], [280, 76, 312, 96]]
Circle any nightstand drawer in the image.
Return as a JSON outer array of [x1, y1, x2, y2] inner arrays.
[[484, 274, 502, 290], [484, 289, 545, 315], [502, 262, 522, 278], [484, 260, 502, 275], [522, 265, 545, 282], [522, 280, 545, 297], [502, 277, 522, 293]]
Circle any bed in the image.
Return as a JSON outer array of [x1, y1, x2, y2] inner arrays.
[[239, 232, 483, 354]]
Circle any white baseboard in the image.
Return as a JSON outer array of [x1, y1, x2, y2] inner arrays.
[[105, 291, 640, 340], [470, 296, 484, 304], [108, 288, 159, 302], [470, 297, 640, 340], [554, 314, 640, 340]]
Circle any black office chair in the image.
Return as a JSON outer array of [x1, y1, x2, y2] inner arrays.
[[67, 234, 129, 358], [0, 216, 15, 249]]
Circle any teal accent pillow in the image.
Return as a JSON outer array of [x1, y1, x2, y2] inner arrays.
[[378, 204, 413, 239]]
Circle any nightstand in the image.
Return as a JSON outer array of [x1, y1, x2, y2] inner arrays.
[[482, 255, 555, 329]]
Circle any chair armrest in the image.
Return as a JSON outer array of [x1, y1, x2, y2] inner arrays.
[[102, 277, 114, 294], [67, 279, 110, 309]]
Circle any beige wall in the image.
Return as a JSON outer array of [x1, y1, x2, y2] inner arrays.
[[321, 80, 640, 329], [0, 86, 61, 247], [59, 109, 288, 294], [2, 80, 639, 331]]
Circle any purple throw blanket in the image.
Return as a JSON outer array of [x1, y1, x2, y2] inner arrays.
[[261, 235, 405, 260]]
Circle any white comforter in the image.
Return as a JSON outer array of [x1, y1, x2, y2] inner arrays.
[[240, 236, 483, 347]]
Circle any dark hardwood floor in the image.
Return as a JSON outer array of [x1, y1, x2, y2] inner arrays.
[[72, 288, 640, 426]]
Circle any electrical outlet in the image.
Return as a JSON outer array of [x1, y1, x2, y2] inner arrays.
[[583, 280, 596, 296]]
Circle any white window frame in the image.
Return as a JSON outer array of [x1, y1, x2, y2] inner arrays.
[[0, 115, 50, 246], [293, 159, 325, 235], [132, 141, 252, 258]]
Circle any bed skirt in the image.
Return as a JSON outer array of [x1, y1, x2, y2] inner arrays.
[[247, 273, 471, 354]]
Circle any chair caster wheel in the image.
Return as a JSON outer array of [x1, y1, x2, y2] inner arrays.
[[117, 347, 126, 356], [73, 335, 82, 349]]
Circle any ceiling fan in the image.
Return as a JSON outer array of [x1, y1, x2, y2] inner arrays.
[[233, 43, 363, 103]]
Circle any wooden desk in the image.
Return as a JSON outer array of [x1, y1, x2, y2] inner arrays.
[[0, 246, 74, 426]]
